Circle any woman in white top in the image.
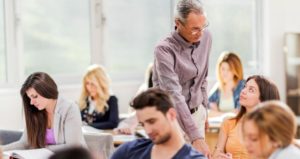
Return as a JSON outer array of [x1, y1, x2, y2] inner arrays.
[[243, 100, 300, 159], [209, 51, 245, 114]]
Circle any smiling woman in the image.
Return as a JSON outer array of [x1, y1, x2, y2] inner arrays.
[[1, 72, 86, 152]]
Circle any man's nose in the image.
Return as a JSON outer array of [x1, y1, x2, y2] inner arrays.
[[144, 125, 152, 134]]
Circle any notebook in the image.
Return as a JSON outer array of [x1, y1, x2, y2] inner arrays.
[[3, 148, 53, 159]]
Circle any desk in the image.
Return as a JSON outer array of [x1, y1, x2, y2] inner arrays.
[[112, 135, 137, 146], [82, 126, 137, 147], [206, 112, 232, 152], [206, 127, 219, 152]]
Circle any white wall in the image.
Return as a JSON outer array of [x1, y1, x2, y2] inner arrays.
[[1, 0, 300, 130], [263, 0, 300, 102]]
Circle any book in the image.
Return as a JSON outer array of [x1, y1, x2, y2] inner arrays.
[[3, 148, 53, 159], [208, 112, 236, 128]]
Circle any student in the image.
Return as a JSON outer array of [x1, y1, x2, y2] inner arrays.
[[49, 147, 93, 159], [209, 52, 245, 113], [111, 88, 206, 159], [243, 101, 300, 159], [213, 75, 280, 159], [2, 72, 86, 151], [79, 64, 119, 129], [114, 63, 153, 135]]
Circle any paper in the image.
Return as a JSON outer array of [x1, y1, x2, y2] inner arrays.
[[4, 148, 53, 159]]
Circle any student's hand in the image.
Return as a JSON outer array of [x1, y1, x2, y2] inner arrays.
[[192, 138, 211, 159], [215, 152, 232, 159], [113, 128, 133, 135]]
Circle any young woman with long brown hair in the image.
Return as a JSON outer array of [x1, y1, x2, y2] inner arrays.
[[213, 75, 280, 159], [2, 72, 86, 151]]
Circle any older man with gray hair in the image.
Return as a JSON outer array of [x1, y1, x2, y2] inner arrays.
[[152, 0, 212, 158]]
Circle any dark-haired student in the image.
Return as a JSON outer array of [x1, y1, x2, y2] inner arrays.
[[1, 72, 86, 151], [213, 75, 280, 159], [111, 88, 206, 159]]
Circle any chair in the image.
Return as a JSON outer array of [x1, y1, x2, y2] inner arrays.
[[83, 132, 114, 159], [0, 129, 22, 145]]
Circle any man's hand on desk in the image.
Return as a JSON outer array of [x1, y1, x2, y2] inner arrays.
[[192, 138, 211, 159]]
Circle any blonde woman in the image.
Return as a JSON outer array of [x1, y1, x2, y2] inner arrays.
[[209, 52, 245, 113], [79, 65, 119, 129], [243, 101, 300, 159]]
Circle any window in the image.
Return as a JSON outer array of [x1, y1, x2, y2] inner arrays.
[[1, 0, 260, 86], [22, 0, 91, 76], [204, 0, 258, 77], [0, 0, 5, 83], [103, 0, 172, 80]]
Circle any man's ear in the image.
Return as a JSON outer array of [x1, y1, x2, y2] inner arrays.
[[167, 108, 177, 120], [175, 19, 181, 28]]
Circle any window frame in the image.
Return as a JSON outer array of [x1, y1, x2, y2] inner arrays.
[[0, 0, 262, 88]]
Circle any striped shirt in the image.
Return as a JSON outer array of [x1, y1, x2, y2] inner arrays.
[[153, 30, 212, 141]]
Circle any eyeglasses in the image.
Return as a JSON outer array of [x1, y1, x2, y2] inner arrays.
[[190, 21, 209, 35], [179, 21, 209, 35]]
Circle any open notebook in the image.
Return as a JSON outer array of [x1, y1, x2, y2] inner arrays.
[[208, 112, 236, 128], [3, 148, 53, 159]]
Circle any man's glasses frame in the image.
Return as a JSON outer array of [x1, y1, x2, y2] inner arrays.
[[180, 20, 209, 35]]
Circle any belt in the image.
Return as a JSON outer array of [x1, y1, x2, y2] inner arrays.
[[190, 107, 199, 114]]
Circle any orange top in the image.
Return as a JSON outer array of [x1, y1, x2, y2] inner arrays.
[[221, 118, 249, 159]]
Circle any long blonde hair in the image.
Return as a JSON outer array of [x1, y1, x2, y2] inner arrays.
[[216, 51, 243, 91], [79, 64, 110, 112]]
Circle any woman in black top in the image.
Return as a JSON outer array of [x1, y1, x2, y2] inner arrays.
[[79, 65, 119, 129]]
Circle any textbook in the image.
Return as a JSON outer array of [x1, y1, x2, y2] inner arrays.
[[208, 112, 236, 128], [3, 148, 54, 159]]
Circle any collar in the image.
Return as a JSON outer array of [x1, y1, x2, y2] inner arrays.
[[172, 31, 201, 51]]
